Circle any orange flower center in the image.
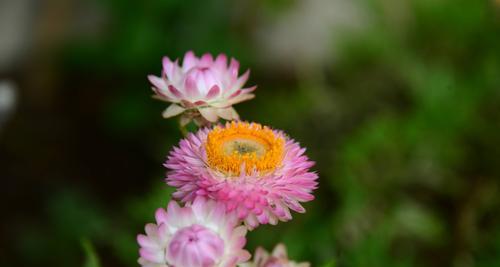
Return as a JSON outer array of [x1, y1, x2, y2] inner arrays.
[[206, 122, 284, 176]]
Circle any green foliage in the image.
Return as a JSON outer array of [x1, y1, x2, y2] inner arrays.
[[82, 239, 101, 267], [6, 0, 500, 266], [322, 260, 336, 267]]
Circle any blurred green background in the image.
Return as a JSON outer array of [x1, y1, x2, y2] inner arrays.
[[0, 0, 499, 266]]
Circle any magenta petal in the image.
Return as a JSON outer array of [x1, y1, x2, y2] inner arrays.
[[214, 54, 228, 69], [168, 85, 183, 98], [200, 53, 214, 66], [194, 100, 207, 106], [229, 89, 242, 99], [206, 85, 220, 99]]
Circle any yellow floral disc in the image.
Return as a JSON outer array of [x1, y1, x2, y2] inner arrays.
[[206, 121, 285, 176]]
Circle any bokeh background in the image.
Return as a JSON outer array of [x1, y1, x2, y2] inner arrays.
[[1, 0, 500, 266]]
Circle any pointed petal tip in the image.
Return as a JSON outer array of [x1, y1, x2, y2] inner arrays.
[[161, 56, 172, 64], [147, 74, 158, 83]]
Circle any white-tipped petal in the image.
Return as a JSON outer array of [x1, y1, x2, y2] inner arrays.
[[217, 107, 239, 120], [198, 107, 219, 122], [162, 104, 185, 118]]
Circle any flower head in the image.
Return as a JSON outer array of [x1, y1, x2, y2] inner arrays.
[[148, 51, 256, 125], [165, 121, 318, 229], [240, 244, 310, 267], [137, 198, 251, 267]]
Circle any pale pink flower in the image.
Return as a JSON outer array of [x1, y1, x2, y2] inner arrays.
[[137, 198, 251, 267], [148, 51, 256, 125], [239, 243, 310, 267], [165, 121, 318, 229]]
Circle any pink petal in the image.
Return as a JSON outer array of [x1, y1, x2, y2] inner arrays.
[[183, 51, 198, 71], [155, 208, 169, 224], [202, 70, 217, 92], [162, 56, 175, 79], [214, 54, 228, 70], [241, 86, 257, 94], [228, 89, 242, 99], [193, 100, 207, 106], [229, 58, 240, 78], [139, 248, 164, 262], [137, 234, 156, 248], [148, 75, 167, 90], [239, 250, 252, 262], [167, 201, 182, 216], [235, 69, 250, 88], [254, 247, 269, 265], [184, 75, 200, 97], [168, 85, 183, 98], [206, 85, 220, 99], [200, 53, 214, 66]]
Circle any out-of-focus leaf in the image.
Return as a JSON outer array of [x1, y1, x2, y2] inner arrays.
[[82, 239, 101, 267], [321, 260, 336, 267]]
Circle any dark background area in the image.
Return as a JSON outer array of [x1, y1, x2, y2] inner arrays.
[[0, 0, 500, 266]]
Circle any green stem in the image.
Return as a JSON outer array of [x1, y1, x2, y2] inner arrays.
[[179, 123, 189, 136]]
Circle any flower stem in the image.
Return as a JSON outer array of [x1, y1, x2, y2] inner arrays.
[[179, 123, 189, 136]]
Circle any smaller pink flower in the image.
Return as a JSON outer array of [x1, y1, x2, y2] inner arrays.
[[137, 198, 251, 267], [148, 51, 256, 125], [240, 244, 310, 267]]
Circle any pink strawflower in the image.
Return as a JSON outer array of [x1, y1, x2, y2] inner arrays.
[[165, 121, 318, 229], [239, 244, 310, 267], [148, 51, 256, 125], [137, 198, 251, 267]]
